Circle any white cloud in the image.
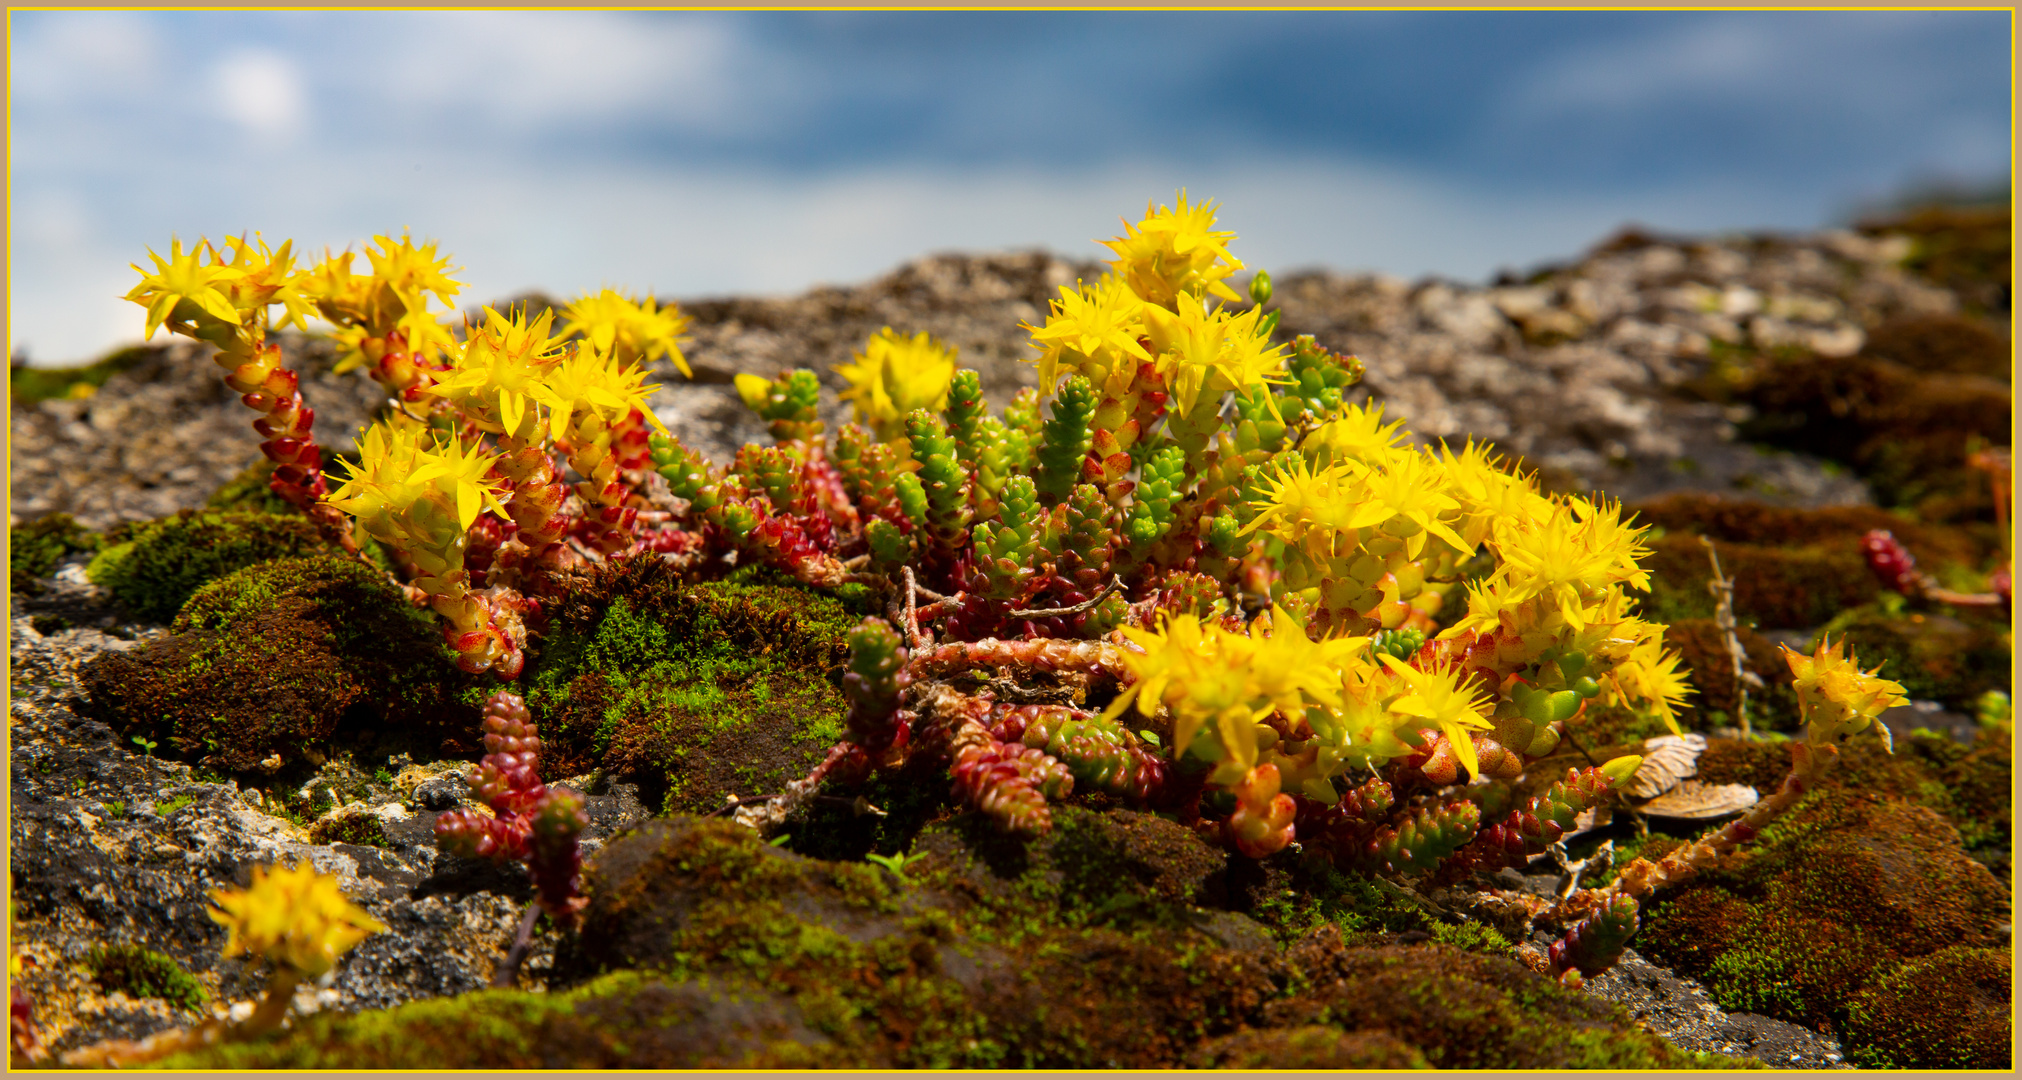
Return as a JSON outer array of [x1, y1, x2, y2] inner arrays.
[[211, 49, 308, 138], [367, 12, 752, 132], [1508, 18, 1779, 116], [8, 11, 161, 102]]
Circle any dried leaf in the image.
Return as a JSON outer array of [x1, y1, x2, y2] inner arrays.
[[1568, 802, 1615, 837], [1636, 780, 1759, 820], [1620, 733, 1705, 799]]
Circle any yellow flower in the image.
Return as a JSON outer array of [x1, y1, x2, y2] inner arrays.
[[362, 230, 463, 311], [1605, 636, 1696, 736], [1377, 653, 1493, 779], [1101, 190, 1245, 307], [1347, 449, 1470, 561], [1111, 605, 1361, 778], [1024, 275, 1151, 391], [1302, 401, 1409, 471], [559, 288, 693, 377], [1781, 636, 1908, 748], [536, 340, 669, 445], [425, 305, 569, 442], [835, 327, 957, 441], [1242, 454, 1370, 555], [1138, 300, 1288, 417], [1485, 495, 1651, 631], [207, 862, 385, 979], [125, 237, 244, 339], [1435, 439, 1552, 550], [325, 420, 509, 559], [214, 233, 314, 330], [298, 234, 463, 371]]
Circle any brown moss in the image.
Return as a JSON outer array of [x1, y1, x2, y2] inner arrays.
[[1843, 946, 2011, 1069], [1637, 786, 2009, 1040], [1629, 492, 1989, 565], [1261, 928, 1707, 1069], [1739, 353, 2009, 513], [76, 554, 478, 774], [1861, 313, 2011, 381], [1640, 535, 1878, 629], [1190, 1025, 1431, 1068], [1695, 737, 1796, 793]]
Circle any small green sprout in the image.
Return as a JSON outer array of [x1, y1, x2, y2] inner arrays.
[[865, 850, 927, 882]]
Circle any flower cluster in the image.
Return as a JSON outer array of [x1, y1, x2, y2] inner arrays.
[[131, 192, 1911, 992], [129, 236, 694, 676]]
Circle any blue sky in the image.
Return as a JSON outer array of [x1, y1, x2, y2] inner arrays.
[[9, 9, 2011, 366]]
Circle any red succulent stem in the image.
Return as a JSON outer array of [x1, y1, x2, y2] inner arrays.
[[218, 340, 357, 554]]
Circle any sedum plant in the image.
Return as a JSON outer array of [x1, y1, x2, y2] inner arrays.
[[125, 191, 1909, 987]]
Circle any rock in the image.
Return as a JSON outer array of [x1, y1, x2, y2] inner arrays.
[[1582, 948, 1850, 1069]]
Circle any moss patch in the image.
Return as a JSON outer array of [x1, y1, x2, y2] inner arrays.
[[1737, 353, 2008, 516], [85, 509, 333, 622], [308, 809, 391, 849], [154, 809, 1741, 1070], [77, 554, 477, 774], [1636, 784, 2009, 1066], [156, 970, 835, 1069], [9, 344, 154, 406], [521, 557, 857, 815], [84, 943, 207, 1013], [1639, 535, 1878, 630], [9, 512, 98, 596], [1843, 946, 2011, 1069]]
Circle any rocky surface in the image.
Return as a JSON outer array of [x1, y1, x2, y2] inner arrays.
[[7, 562, 652, 1056], [1583, 948, 1849, 1068]]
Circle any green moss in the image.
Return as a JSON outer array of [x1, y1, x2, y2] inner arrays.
[[1843, 946, 2011, 1069], [1244, 867, 1435, 945], [308, 810, 391, 848], [1637, 784, 2008, 1054], [85, 943, 207, 1013], [154, 970, 839, 1069], [10, 513, 99, 596], [1273, 934, 1719, 1069], [77, 554, 475, 774], [84, 509, 333, 623], [1428, 920, 1513, 957], [523, 558, 857, 814], [165, 810, 1735, 1071]]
